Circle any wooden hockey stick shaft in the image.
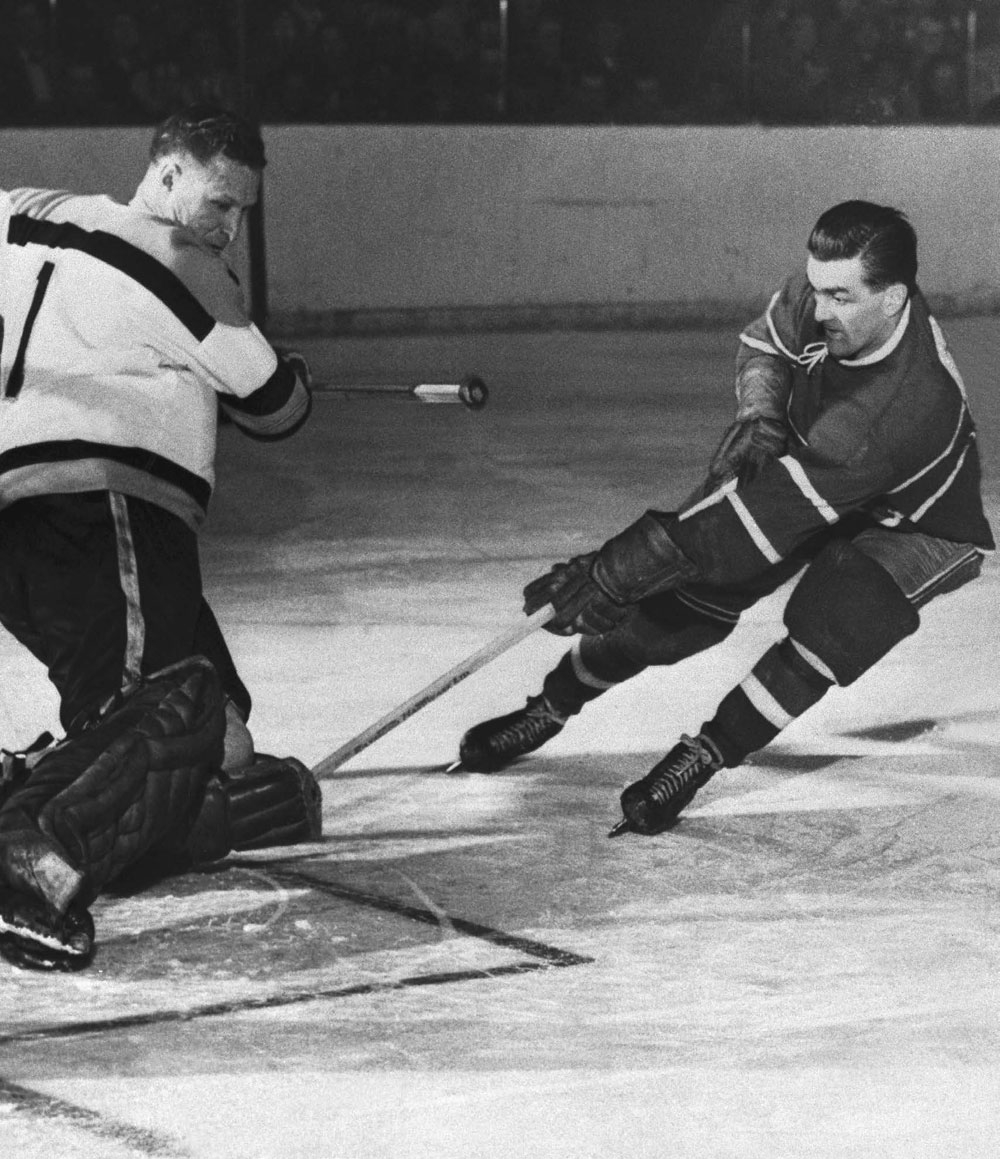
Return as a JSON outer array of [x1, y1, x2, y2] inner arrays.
[[312, 604, 555, 778], [312, 377, 488, 409]]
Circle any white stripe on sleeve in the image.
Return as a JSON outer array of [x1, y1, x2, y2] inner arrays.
[[779, 456, 839, 524], [727, 492, 782, 563]]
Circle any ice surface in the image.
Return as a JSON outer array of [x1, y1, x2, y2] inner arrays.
[[2, 327, 1000, 1158]]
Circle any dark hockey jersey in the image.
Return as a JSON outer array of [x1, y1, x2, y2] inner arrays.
[[0, 188, 311, 530], [669, 271, 994, 586]]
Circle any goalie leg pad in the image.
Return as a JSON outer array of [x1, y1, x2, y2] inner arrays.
[[0, 655, 225, 908], [784, 539, 920, 687], [186, 755, 322, 865]]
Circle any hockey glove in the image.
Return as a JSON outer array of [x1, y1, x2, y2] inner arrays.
[[275, 346, 313, 389], [523, 552, 629, 636], [707, 417, 787, 488], [523, 513, 700, 636]]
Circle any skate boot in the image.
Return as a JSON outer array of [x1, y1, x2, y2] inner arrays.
[[458, 694, 567, 772], [0, 887, 95, 971], [616, 733, 723, 835]]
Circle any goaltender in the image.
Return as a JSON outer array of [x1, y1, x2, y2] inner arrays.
[[458, 201, 993, 836], [0, 105, 320, 970]]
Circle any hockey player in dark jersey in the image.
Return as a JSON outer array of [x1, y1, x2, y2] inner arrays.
[[0, 106, 320, 969], [456, 200, 994, 837]]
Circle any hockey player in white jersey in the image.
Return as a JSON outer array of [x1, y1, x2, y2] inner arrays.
[[0, 106, 320, 969], [456, 201, 993, 837]]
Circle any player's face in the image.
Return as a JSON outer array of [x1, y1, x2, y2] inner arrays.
[[160, 152, 259, 253], [807, 254, 905, 360]]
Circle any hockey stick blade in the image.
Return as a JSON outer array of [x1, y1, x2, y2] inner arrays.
[[313, 604, 556, 778]]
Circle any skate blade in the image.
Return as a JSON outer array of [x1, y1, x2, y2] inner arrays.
[[433, 759, 464, 774], [607, 817, 632, 838]]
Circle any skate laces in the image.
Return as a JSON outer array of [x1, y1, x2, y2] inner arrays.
[[497, 695, 565, 749], [644, 733, 720, 807]]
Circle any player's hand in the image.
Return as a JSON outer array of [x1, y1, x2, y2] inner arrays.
[[707, 417, 786, 488], [523, 553, 630, 636]]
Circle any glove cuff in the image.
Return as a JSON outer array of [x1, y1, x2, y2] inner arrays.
[[592, 512, 699, 604], [735, 358, 789, 422]]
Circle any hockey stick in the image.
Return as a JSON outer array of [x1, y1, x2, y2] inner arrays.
[[313, 376, 488, 410], [312, 603, 555, 778]]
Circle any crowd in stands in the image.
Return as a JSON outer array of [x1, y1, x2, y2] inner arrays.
[[2, 0, 1000, 128]]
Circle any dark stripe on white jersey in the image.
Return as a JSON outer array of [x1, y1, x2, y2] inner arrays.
[[221, 358, 297, 416], [7, 215, 215, 340], [218, 359, 313, 441], [0, 440, 212, 509]]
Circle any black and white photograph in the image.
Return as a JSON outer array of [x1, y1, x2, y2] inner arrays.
[[1, 2, 999, 1156]]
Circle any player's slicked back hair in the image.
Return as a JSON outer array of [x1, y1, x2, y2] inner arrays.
[[149, 104, 266, 171], [808, 200, 917, 293]]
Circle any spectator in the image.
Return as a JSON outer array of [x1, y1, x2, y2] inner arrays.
[[0, 0, 60, 126], [835, 47, 920, 124], [60, 58, 120, 125], [311, 20, 358, 123], [176, 24, 241, 110], [753, 4, 831, 124], [466, 17, 507, 121], [508, 16, 574, 123], [350, 2, 418, 121], [971, 7, 1000, 119], [822, 0, 879, 95], [918, 51, 968, 122], [616, 72, 673, 124], [905, 2, 963, 76], [580, 15, 632, 114], [670, 71, 748, 125], [94, 10, 157, 125], [695, 0, 750, 112], [554, 67, 615, 124]]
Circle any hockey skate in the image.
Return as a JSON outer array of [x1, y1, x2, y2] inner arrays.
[[612, 733, 723, 836], [0, 887, 95, 971], [458, 694, 567, 772]]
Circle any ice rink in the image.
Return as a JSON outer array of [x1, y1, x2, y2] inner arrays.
[[2, 322, 1000, 1158]]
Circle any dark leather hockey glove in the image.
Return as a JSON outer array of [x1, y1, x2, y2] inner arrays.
[[523, 552, 629, 636], [274, 347, 313, 389], [707, 417, 787, 488], [523, 513, 700, 636]]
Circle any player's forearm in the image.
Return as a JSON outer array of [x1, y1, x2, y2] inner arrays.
[[218, 354, 312, 440], [733, 352, 791, 422]]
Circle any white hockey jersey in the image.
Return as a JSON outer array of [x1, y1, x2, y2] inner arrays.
[[0, 187, 310, 528]]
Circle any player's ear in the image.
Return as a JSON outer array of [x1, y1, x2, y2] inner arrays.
[[882, 282, 907, 316], [159, 158, 180, 192]]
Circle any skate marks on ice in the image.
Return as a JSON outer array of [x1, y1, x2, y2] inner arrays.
[[0, 856, 591, 1049], [687, 703, 1000, 826], [0, 1075, 189, 1159]]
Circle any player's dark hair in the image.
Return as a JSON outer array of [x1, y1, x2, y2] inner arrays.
[[149, 105, 266, 171], [808, 200, 917, 294]]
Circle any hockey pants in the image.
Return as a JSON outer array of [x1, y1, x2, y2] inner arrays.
[[542, 525, 984, 767]]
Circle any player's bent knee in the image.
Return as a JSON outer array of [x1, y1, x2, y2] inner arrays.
[[784, 539, 920, 686]]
